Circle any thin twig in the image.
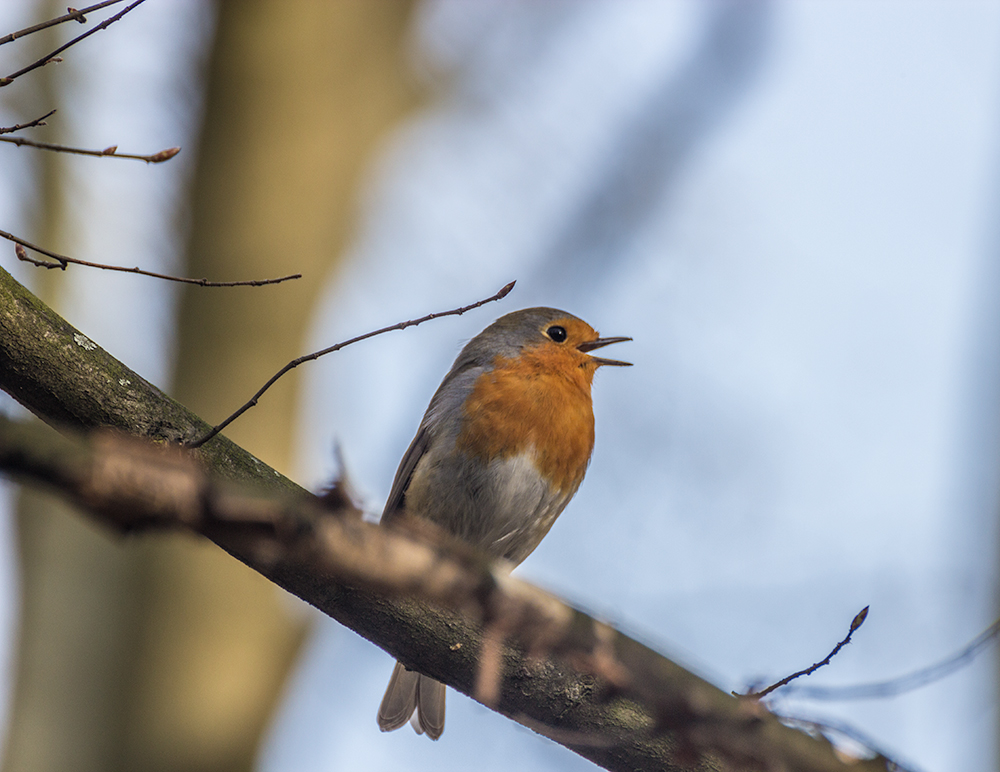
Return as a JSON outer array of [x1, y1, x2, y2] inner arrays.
[[4, 229, 301, 286], [785, 617, 1000, 701], [1, 0, 148, 87], [187, 281, 517, 448], [0, 109, 57, 135], [0, 134, 180, 163], [743, 606, 869, 699], [0, 1, 127, 46]]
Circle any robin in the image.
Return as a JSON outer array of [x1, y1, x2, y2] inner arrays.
[[376, 306, 631, 739]]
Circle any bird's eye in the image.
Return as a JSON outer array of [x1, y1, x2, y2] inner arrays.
[[546, 325, 567, 343]]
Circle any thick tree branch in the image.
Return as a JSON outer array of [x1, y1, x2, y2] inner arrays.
[[0, 265, 888, 772]]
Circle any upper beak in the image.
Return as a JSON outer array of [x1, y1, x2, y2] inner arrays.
[[578, 336, 632, 367]]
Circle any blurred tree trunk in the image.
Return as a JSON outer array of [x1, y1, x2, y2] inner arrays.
[[2, 2, 418, 772], [4, 5, 144, 772], [130, 3, 419, 772]]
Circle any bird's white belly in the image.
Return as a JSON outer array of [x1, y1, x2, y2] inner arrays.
[[410, 446, 571, 564]]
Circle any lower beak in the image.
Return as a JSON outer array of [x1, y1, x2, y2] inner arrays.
[[578, 336, 632, 367]]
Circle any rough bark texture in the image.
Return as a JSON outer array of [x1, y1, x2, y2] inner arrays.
[[0, 263, 300, 490]]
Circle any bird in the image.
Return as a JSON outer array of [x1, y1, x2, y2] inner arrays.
[[376, 306, 630, 740]]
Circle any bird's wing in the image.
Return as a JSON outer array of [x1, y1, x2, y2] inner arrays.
[[380, 424, 432, 524], [380, 356, 485, 525]]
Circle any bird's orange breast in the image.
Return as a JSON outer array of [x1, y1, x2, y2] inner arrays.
[[456, 345, 596, 495]]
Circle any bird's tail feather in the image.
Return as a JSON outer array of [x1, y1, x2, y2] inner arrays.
[[378, 661, 446, 740]]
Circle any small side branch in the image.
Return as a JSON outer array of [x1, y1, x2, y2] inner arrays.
[[785, 617, 1000, 701], [187, 281, 517, 448], [743, 607, 869, 699], [0, 134, 180, 163], [0, 2, 128, 46], [3, 230, 300, 286], [1, 0, 149, 87], [0, 109, 57, 135]]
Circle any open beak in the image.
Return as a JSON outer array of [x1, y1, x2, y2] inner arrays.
[[578, 336, 632, 367]]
